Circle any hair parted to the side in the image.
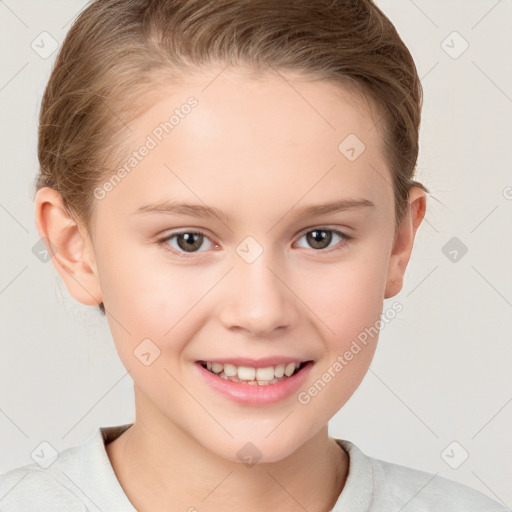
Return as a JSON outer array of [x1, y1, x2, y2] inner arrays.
[[35, 0, 429, 315]]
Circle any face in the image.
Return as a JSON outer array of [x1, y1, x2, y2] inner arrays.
[[82, 67, 400, 462]]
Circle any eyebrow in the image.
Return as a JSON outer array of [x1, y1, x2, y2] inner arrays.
[[134, 198, 375, 223]]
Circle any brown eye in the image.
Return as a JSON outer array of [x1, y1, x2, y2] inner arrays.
[[159, 230, 215, 256], [296, 228, 350, 251], [306, 229, 333, 249], [175, 232, 205, 252]]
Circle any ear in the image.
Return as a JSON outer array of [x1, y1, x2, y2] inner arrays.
[[34, 187, 103, 307], [384, 186, 427, 299]]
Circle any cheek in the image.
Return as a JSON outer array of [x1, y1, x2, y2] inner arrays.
[[296, 273, 381, 423], [97, 240, 194, 329], [300, 250, 389, 342], [292, 249, 387, 414], [96, 245, 215, 369]]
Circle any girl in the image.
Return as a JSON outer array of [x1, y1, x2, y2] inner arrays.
[[0, 0, 507, 510]]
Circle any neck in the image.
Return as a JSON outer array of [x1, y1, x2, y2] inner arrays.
[[106, 390, 348, 512]]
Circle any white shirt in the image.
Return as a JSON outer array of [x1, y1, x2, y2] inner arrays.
[[0, 423, 507, 511]]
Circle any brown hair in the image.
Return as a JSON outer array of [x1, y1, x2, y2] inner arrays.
[[35, 0, 429, 315]]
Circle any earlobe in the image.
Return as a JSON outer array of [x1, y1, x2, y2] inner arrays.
[[384, 187, 427, 299], [34, 187, 103, 307]]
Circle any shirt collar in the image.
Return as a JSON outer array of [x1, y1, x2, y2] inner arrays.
[[53, 425, 374, 511]]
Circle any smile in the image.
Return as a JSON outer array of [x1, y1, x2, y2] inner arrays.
[[195, 359, 314, 406], [198, 360, 309, 385]]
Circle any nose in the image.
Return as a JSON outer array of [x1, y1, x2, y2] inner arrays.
[[217, 253, 299, 338]]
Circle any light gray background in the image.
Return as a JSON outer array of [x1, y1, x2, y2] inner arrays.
[[1, 0, 511, 506]]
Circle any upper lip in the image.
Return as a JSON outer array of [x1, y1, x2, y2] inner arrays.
[[197, 357, 313, 368]]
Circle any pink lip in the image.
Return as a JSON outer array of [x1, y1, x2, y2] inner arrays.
[[194, 361, 314, 406], [196, 356, 311, 368]]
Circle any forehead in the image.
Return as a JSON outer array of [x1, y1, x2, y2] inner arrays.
[[119, 65, 384, 157], [99, 66, 392, 223]]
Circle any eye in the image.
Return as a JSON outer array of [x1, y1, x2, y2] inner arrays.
[[158, 226, 352, 258], [158, 230, 217, 257], [295, 227, 352, 252]]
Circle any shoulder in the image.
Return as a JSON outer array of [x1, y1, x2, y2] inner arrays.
[[369, 457, 507, 511], [0, 463, 86, 511], [0, 424, 134, 512], [337, 440, 508, 512]]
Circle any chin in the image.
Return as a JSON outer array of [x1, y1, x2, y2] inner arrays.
[[195, 426, 318, 466]]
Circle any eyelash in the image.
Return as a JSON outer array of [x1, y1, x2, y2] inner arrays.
[[157, 227, 353, 258]]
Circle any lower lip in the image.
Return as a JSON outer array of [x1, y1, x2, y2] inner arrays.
[[194, 361, 314, 406]]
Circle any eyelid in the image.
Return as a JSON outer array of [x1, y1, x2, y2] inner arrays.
[[295, 224, 353, 239], [158, 225, 353, 258], [293, 225, 353, 254], [158, 229, 217, 255], [158, 226, 215, 241]]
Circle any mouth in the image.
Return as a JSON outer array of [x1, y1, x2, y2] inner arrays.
[[194, 358, 315, 405], [196, 360, 313, 386]]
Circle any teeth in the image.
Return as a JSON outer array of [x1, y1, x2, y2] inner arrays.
[[284, 362, 297, 377], [223, 363, 237, 377], [274, 364, 285, 378], [211, 362, 223, 373], [255, 366, 274, 381], [238, 366, 256, 380], [202, 361, 305, 384]]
